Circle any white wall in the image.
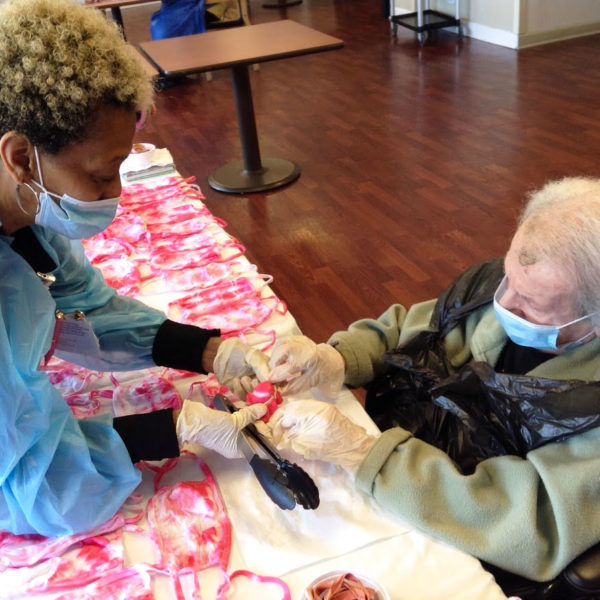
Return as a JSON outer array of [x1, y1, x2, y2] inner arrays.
[[435, 0, 517, 32], [393, 0, 414, 10], [391, 0, 600, 49], [518, 0, 600, 48]]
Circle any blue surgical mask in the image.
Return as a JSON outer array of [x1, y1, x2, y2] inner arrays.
[[493, 276, 596, 352], [31, 146, 120, 239]]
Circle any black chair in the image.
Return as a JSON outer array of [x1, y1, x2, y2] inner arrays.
[[484, 542, 600, 599]]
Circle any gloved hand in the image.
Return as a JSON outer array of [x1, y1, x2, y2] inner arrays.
[[268, 336, 345, 396], [267, 399, 377, 474], [176, 399, 267, 459], [213, 338, 270, 400]]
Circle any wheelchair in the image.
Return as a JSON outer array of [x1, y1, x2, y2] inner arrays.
[[484, 542, 600, 600]]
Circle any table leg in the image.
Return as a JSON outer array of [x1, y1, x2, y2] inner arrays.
[[208, 64, 301, 194]]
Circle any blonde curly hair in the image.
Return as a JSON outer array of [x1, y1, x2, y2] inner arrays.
[[0, 0, 154, 153]]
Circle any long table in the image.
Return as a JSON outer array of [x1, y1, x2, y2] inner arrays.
[[4, 160, 509, 600], [117, 171, 508, 599]]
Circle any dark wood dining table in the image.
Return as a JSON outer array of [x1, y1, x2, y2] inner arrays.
[[138, 20, 344, 193]]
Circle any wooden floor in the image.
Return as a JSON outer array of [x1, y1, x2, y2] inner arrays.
[[121, 0, 600, 344]]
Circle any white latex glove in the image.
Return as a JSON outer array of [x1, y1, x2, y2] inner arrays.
[[213, 338, 270, 400], [268, 336, 345, 396], [176, 399, 267, 459], [268, 399, 377, 474]]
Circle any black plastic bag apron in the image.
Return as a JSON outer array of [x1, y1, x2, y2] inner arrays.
[[365, 258, 600, 474]]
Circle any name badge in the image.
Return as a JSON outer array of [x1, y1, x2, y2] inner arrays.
[[45, 310, 100, 365]]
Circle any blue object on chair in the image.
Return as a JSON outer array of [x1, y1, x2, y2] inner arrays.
[[150, 0, 206, 40]]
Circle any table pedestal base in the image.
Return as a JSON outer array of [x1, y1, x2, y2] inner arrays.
[[208, 157, 300, 193]]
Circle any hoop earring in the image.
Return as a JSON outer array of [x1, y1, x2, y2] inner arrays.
[[15, 182, 40, 216]]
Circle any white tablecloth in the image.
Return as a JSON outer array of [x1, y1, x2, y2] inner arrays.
[[7, 161, 508, 600], [120, 168, 507, 600]]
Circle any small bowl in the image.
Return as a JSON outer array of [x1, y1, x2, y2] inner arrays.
[[130, 142, 155, 155], [300, 570, 389, 600]]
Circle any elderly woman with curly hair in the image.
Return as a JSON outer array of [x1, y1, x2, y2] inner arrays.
[[0, 0, 270, 536]]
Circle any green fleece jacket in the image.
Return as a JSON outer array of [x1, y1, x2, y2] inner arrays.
[[329, 300, 600, 581]]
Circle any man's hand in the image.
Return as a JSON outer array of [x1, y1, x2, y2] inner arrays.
[[268, 399, 377, 474], [268, 336, 345, 396]]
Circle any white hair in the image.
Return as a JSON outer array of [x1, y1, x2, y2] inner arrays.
[[516, 176, 600, 324]]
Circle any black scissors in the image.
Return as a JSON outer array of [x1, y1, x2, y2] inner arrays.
[[212, 393, 320, 511]]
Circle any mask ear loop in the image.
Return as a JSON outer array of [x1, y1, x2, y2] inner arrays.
[[15, 181, 40, 216]]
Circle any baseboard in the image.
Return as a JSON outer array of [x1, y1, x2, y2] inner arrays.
[[517, 21, 600, 49], [390, 7, 600, 50], [463, 21, 519, 49], [389, 10, 519, 49]]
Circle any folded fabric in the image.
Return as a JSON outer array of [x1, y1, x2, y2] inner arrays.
[[120, 148, 176, 182]]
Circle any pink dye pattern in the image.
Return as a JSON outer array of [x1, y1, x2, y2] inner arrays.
[[145, 456, 231, 600], [159, 366, 200, 381], [176, 277, 266, 306], [187, 374, 237, 407], [147, 217, 215, 241], [168, 277, 283, 335], [0, 512, 128, 571], [136, 203, 209, 226], [120, 176, 206, 212], [150, 241, 243, 271], [1, 531, 123, 594], [161, 262, 235, 292], [101, 211, 150, 250], [81, 237, 132, 264], [109, 373, 183, 417], [93, 257, 144, 296], [160, 260, 257, 293], [42, 357, 102, 395], [63, 390, 107, 419], [174, 299, 274, 335], [53, 565, 155, 600], [154, 231, 221, 253], [245, 381, 283, 422], [229, 570, 291, 600]]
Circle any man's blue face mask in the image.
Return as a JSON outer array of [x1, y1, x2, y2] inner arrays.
[[493, 276, 596, 352]]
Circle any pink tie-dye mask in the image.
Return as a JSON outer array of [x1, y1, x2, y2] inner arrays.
[[145, 456, 232, 600], [109, 373, 183, 417], [53, 565, 155, 600], [41, 357, 102, 396], [168, 276, 286, 336], [0, 531, 124, 594]]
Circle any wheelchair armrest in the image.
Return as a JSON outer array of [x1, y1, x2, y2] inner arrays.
[[563, 542, 600, 593]]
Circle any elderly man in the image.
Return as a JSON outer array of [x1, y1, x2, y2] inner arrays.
[[263, 176, 600, 587]]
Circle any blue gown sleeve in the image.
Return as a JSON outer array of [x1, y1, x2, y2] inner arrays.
[[0, 239, 141, 536], [35, 226, 168, 371]]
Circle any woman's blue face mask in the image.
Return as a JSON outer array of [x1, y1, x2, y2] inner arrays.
[[30, 146, 120, 239], [493, 276, 596, 352]]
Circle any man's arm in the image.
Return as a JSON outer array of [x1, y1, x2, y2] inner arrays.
[[328, 300, 436, 387], [356, 425, 600, 581]]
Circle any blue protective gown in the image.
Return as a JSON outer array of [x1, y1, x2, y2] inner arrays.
[[0, 225, 169, 536]]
